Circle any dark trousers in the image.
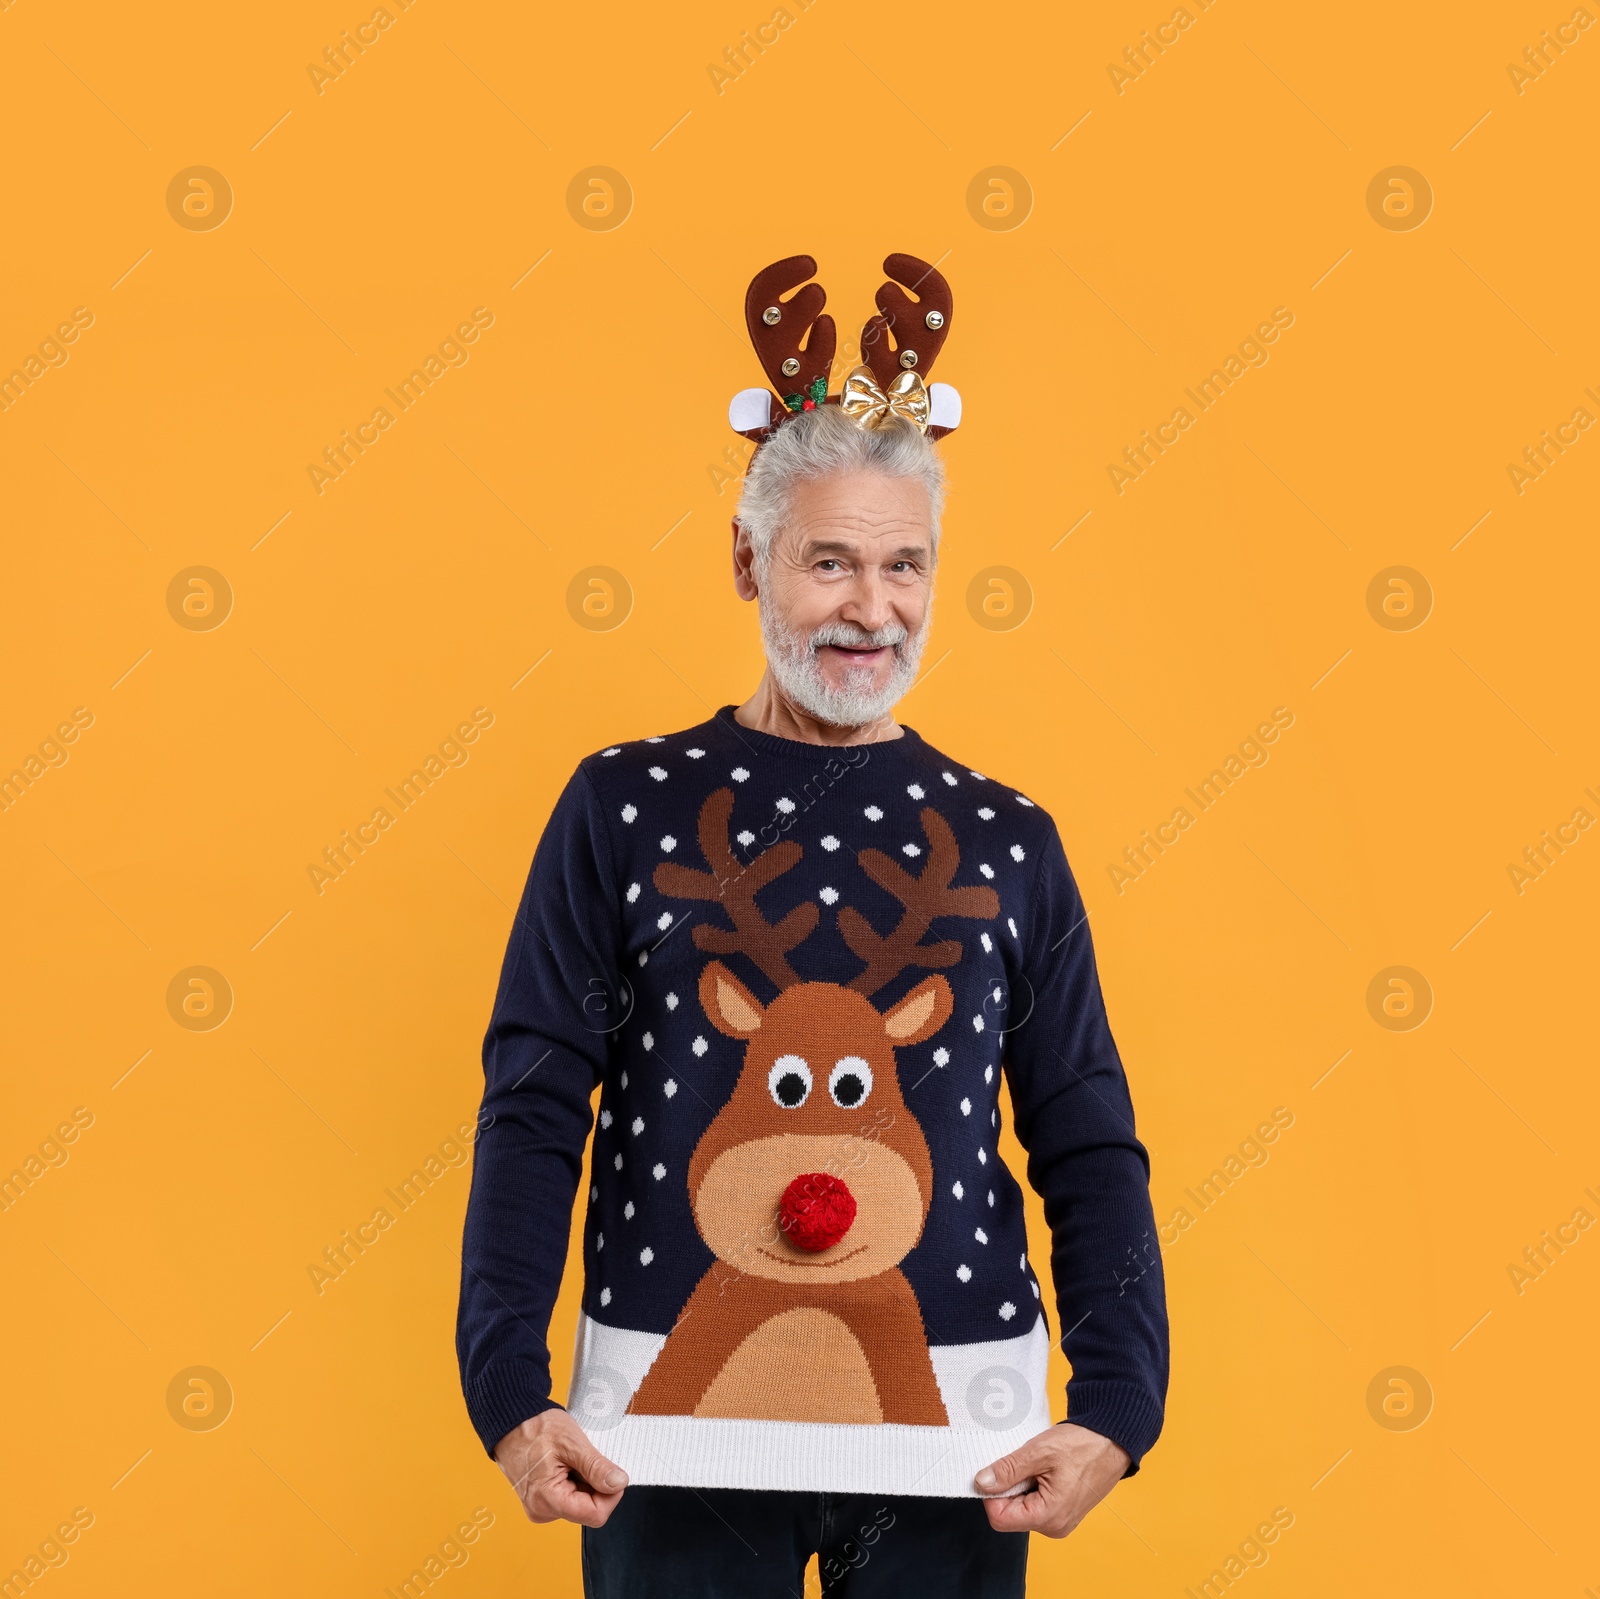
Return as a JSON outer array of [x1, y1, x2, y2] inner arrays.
[[582, 1485, 1028, 1598]]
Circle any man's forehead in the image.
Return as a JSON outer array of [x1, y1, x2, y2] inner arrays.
[[786, 526, 933, 564], [784, 482, 933, 551]]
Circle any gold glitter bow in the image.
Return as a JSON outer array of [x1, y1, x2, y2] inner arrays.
[[838, 365, 930, 433]]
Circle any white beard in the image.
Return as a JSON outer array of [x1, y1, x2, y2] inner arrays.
[[759, 602, 933, 728]]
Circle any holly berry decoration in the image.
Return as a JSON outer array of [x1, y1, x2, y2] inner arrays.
[[783, 374, 829, 413]]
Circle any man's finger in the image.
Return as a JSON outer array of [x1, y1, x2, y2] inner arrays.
[[543, 1473, 625, 1529], [566, 1441, 628, 1495], [505, 1441, 561, 1501], [984, 1487, 1049, 1532], [974, 1441, 1044, 1495]]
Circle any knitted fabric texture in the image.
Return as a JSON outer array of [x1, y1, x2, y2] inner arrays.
[[456, 707, 1169, 1496]]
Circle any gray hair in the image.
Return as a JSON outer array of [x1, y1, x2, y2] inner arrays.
[[735, 404, 945, 574]]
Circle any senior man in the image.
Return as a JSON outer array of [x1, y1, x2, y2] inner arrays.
[[457, 257, 1168, 1597]]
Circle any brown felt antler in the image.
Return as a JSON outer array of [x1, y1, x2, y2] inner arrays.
[[653, 788, 819, 992], [840, 807, 998, 997], [745, 255, 837, 406], [859, 253, 954, 392]]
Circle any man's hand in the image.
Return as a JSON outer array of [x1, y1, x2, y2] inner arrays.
[[975, 1422, 1131, 1537], [494, 1408, 628, 1528]]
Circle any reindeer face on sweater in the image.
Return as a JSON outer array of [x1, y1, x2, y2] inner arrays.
[[655, 787, 998, 1291], [687, 968, 947, 1284]]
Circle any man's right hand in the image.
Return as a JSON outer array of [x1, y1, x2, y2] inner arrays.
[[494, 1408, 628, 1528]]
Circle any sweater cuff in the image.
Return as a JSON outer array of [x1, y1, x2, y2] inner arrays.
[[465, 1358, 563, 1457], [1064, 1379, 1165, 1475]]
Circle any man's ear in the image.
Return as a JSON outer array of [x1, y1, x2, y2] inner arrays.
[[882, 976, 953, 1045], [700, 960, 765, 1038], [731, 518, 759, 602]]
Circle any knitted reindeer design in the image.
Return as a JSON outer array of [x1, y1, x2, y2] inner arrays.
[[627, 788, 999, 1426]]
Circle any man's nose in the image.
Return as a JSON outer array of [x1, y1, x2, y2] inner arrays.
[[838, 577, 896, 636]]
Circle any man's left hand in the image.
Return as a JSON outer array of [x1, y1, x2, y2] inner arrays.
[[974, 1422, 1131, 1537]]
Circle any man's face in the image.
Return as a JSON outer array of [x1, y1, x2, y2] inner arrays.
[[738, 468, 936, 728]]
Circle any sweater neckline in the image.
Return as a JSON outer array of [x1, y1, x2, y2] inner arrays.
[[712, 705, 926, 765]]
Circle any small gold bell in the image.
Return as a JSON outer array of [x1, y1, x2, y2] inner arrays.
[[781, 357, 801, 376], [925, 309, 945, 330], [899, 349, 919, 369], [762, 306, 782, 326]]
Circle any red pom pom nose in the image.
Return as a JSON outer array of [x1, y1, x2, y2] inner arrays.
[[778, 1172, 857, 1252]]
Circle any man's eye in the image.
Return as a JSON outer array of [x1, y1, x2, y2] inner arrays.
[[817, 560, 840, 572]]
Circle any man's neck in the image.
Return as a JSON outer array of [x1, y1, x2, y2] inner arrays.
[[735, 672, 906, 747]]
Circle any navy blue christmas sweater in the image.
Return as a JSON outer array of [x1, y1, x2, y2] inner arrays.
[[456, 706, 1168, 1495]]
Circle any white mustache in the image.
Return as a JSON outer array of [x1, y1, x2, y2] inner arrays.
[[806, 622, 908, 653]]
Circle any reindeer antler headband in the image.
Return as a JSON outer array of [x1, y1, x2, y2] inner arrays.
[[727, 253, 963, 446]]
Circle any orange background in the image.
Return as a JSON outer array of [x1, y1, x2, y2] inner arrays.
[[2, 0, 1597, 1593]]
